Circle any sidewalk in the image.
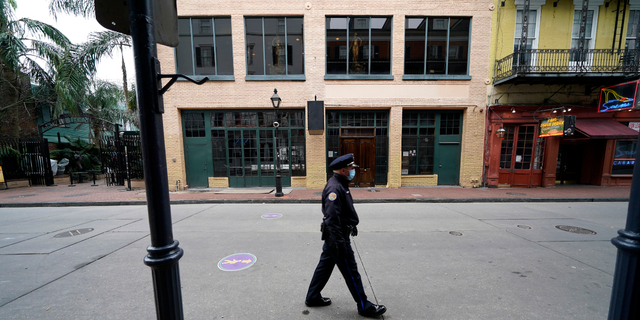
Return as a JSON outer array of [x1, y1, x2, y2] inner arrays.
[[0, 182, 631, 207]]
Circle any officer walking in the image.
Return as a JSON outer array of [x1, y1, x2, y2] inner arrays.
[[305, 154, 387, 318]]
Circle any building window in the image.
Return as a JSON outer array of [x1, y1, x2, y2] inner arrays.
[[184, 113, 206, 138], [513, 9, 538, 66], [176, 17, 234, 77], [570, 9, 596, 62], [244, 17, 304, 77], [625, 10, 640, 50], [326, 17, 392, 76], [613, 140, 637, 175], [404, 17, 470, 75], [402, 111, 436, 175]]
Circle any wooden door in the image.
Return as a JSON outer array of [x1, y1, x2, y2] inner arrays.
[[498, 125, 539, 187], [340, 137, 375, 187]]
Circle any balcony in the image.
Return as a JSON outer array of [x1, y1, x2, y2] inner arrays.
[[494, 49, 640, 85]]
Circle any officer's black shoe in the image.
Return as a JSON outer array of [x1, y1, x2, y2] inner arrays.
[[305, 297, 332, 307], [358, 304, 386, 317]]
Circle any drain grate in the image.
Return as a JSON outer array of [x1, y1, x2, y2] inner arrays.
[[517, 225, 532, 229], [313, 192, 323, 197], [506, 192, 526, 196], [449, 231, 463, 236], [555, 225, 597, 235], [5, 194, 37, 199], [54, 228, 94, 238], [369, 189, 380, 192], [62, 193, 91, 198]]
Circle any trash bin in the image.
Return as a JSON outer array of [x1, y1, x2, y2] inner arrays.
[[50, 159, 58, 176], [57, 158, 69, 175]]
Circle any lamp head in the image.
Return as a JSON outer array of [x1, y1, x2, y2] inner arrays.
[[271, 88, 281, 109]]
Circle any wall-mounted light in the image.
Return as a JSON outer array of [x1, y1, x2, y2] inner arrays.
[[553, 109, 557, 113], [511, 107, 516, 114], [567, 108, 572, 112], [496, 126, 506, 139]]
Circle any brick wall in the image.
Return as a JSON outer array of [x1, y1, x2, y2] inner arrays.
[[160, 0, 493, 189]]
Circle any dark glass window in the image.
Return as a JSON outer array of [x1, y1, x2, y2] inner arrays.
[[326, 17, 392, 75], [185, 113, 206, 137], [211, 130, 226, 177], [404, 17, 470, 75], [613, 140, 637, 175], [401, 111, 436, 175], [440, 112, 461, 135], [245, 17, 304, 76], [176, 17, 234, 76], [500, 126, 515, 169]]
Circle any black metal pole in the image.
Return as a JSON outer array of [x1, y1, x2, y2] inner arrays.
[[128, 1, 184, 319], [608, 130, 640, 320], [274, 109, 284, 197]]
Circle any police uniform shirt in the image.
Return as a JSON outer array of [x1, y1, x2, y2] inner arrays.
[[322, 172, 359, 245]]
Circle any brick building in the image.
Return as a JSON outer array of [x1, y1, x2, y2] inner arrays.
[[158, 0, 493, 190]]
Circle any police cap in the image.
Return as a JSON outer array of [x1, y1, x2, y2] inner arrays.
[[329, 153, 359, 170]]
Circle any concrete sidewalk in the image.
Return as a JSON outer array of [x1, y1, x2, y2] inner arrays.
[[0, 182, 632, 207]]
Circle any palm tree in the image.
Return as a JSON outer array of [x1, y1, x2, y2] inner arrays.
[[0, 0, 86, 138]]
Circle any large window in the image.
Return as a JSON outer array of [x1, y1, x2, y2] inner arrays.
[[625, 10, 639, 50], [513, 9, 538, 66], [404, 17, 471, 77], [176, 17, 234, 77], [402, 112, 436, 175], [613, 140, 637, 175], [326, 17, 392, 77], [570, 9, 597, 62], [244, 17, 304, 79]]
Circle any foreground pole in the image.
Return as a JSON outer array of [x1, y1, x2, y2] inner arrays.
[[608, 132, 640, 320], [128, 0, 184, 319]]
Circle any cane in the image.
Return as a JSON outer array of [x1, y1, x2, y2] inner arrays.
[[352, 236, 384, 319]]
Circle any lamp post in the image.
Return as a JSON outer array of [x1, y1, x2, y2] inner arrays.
[[271, 89, 284, 197]]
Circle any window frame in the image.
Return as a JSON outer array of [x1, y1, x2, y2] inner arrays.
[[403, 16, 472, 80], [244, 16, 306, 81], [174, 17, 235, 81], [325, 16, 394, 80]]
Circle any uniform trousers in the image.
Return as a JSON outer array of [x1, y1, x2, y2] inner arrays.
[[306, 239, 373, 312]]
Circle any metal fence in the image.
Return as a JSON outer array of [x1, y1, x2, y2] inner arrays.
[[99, 135, 144, 186], [0, 139, 54, 186], [494, 49, 640, 82]]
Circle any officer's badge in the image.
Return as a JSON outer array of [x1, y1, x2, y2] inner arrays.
[[328, 192, 337, 201]]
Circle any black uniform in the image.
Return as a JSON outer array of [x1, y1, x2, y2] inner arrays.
[[305, 172, 373, 312]]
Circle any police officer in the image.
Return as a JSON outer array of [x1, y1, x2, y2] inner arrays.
[[305, 153, 387, 318]]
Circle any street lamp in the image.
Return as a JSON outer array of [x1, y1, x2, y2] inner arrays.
[[496, 126, 506, 139], [271, 88, 284, 197]]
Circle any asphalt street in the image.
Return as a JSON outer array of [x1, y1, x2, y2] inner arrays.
[[0, 202, 628, 319]]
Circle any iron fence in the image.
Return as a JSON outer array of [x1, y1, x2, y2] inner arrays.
[[0, 139, 54, 186], [99, 135, 144, 186], [494, 49, 640, 83]]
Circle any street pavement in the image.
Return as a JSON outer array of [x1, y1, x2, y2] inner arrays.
[[0, 201, 629, 319]]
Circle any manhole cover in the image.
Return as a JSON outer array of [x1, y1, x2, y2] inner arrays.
[[449, 231, 463, 236], [555, 225, 597, 235], [54, 228, 94, 238], [261, 213, 282, 219], [369, 189, 380, 192], [517, 225, 532, 229], [313, 192, 323, 197], [62, 193, 91, 198], [506, 192, 526, 196], [5, 194, 37, 199]]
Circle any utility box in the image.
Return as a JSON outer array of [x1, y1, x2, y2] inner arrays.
[[308, 100, 324, 135]]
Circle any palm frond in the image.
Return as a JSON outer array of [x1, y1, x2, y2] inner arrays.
[[0, 31, 27, 70], [81, 31, 131, 62], [0, 0, 18, 30], [48, 0, 94, 20], [13, 18, 71, 47]]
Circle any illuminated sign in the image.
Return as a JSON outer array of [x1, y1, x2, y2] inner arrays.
[[598, 81, 639, 113], [539, 117, 565, 137]]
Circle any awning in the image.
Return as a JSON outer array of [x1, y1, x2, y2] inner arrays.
[[574, 119, 639, 139]]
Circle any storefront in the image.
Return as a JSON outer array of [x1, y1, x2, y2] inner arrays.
[[485, 104, 639, 188]]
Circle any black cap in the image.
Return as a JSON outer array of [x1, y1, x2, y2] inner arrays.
[[329, 153, 359, 170]]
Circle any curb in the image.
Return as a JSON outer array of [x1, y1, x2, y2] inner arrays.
[[0, 197, 629, 207]]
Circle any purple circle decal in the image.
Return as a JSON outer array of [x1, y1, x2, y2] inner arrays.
[[218, 253, 257, 272], [261, 213, 282, 219]]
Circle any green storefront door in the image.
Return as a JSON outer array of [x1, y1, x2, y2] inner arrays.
[[185, 143, 209, 187], [434, 112, 462, 185]]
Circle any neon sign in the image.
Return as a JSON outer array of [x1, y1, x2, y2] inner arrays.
[[598, 81, 639, 113]]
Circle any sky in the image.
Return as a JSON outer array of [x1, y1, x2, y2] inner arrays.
[[15, 0, 135, 86]]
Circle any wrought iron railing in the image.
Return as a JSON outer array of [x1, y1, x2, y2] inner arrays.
[[494, 49, 640, 83]]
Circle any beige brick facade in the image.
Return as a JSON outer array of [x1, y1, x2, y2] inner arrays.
[[159, 0, 492, 189]]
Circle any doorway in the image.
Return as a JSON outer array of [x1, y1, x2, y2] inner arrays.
[[498, 125, 544, 187], [556, 144, 584, 185], [340, 137, 376, 187]]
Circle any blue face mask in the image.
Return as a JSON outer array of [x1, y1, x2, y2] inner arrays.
[[348, 169, 356, 180]]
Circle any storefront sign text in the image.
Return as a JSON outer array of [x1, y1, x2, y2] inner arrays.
[[539, 117, 564, 137], [598, 81, 639, 113]]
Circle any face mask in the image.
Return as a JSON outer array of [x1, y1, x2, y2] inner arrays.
[[348, 169, 356, 180]]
